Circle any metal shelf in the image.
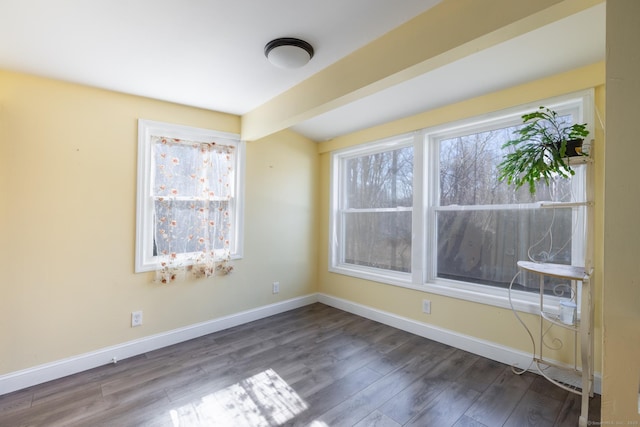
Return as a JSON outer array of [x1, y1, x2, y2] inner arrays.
[[517, 261, 589, 281], [540, 310, 580, 332], [511, 139, 595, 427], [513, 262, 594, 427]]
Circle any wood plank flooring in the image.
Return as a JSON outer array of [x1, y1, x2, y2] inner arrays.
[[0, 303, 600, 426]]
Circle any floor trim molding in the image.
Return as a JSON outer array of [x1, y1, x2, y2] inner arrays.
[[1, 292, 600, 396], [317, 293, 601, 394], [0, 294, 318, 396]]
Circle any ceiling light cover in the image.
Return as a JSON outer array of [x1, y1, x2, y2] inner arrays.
[[265, 38, 314, 69]]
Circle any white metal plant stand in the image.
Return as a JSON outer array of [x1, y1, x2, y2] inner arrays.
[[516, 261, 594, 427], [511, 154, 595, 427]]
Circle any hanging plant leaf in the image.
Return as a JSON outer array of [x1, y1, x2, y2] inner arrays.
[[497, 106, 589, 194]]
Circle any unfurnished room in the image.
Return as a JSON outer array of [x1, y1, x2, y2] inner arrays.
[[1, 1, 639, 426]]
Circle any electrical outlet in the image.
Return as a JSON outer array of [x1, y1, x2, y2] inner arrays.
[[422, 300, 431, 314], [131, 310, 143, 327], [272, 281, 280, 294]]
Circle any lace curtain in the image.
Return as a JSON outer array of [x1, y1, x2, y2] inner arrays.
[[152, 136, 235, 283]]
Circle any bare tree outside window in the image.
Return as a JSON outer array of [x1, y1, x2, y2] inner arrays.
[[436, 122, 583, 295], [343, 147, 413, 272]]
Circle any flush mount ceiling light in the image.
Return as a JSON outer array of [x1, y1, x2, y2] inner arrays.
[[264, 37, 314, 69]]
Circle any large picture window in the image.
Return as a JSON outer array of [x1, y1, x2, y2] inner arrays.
[[330, 92, 592, 310]]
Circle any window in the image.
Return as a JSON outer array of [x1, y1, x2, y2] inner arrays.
[[429, 111, 586, 301], [330, 135, 415, 285], [135, 120, 244, 274], [330, 91, 592, 310]]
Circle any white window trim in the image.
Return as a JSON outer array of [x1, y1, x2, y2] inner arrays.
[[135, 119, 245, 273], [329, 90, 594, 314]]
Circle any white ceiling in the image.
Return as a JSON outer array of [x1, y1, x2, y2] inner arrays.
[[0, 0, 605, 142]]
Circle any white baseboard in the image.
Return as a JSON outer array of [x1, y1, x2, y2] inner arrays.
[[0, 294, 319, 396], [317, 293, 601, 394], [1, 292, 600, 397]]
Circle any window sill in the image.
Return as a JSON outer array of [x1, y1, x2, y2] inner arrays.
[[328, 265, 566, 316], [329, 264, 414, 289], [423, 279, 564, 316]]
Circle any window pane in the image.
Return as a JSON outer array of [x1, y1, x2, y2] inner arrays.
[[439, 122, 574, 206], [346, 147, 413, 209], [344, 211, 411, 273], [153, 139, 235, 199], [436, 208, 575, 295], [154, 200, 230, 256], [153, 140, 206, 198]]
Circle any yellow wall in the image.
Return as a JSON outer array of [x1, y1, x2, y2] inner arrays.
[[318, 63, 605, 370], [0, 70, 318, 375]]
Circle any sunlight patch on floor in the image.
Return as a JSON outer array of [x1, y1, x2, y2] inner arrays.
[[169, 369, 308, 426]]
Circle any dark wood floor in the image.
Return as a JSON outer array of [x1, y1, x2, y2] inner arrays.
[[0, 303, 600, 426]]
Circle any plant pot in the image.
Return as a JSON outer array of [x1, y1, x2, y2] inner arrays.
[[559, 138, 584, 157]]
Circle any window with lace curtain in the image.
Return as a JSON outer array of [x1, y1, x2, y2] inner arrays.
[[135, 120, 244, 282]]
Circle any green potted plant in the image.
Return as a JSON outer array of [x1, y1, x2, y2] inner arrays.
[[498, 106, 590, 194]]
